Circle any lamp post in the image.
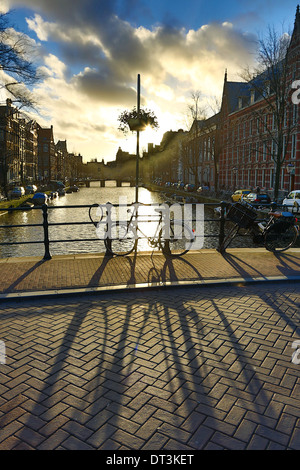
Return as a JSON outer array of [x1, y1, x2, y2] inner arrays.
[[136, 74, 140, 203]]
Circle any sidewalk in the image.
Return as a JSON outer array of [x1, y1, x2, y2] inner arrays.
[[0, 248, 300, 299], [0, 249, 299, 451]]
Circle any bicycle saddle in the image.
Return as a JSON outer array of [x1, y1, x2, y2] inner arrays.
[[269, 211, 293, 218]]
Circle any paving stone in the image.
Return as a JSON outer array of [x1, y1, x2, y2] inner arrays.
[[0, 274, 300, 450]]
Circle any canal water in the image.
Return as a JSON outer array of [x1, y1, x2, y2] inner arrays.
[[0, 181, 234, 258]]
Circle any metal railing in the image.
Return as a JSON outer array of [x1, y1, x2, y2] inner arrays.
[[0, 201, 289, 260]]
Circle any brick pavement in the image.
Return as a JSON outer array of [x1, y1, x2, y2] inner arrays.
[[0, 248, 300, 298], [0, 280, 300, 450]]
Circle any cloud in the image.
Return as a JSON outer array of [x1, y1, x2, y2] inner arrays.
[[3, 0, 259, 161]]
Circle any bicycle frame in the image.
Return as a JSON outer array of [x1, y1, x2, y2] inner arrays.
[[122, 203, 164, 248]]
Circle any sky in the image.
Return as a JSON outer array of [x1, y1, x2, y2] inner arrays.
[[0, 0, 299, 163]]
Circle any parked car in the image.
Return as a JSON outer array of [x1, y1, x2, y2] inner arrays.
[[282, 190, 300, 212], [8, 186, 25, 199], [243, 192, 271, 205], [32, 192, 48, 206], [25, 185, 37, 194], [57, 187, 65, 196], [48, 180, 65, 191], [197, 186, 210, 193], [231, 189, 251, 202], [184, 184, 195, 192]]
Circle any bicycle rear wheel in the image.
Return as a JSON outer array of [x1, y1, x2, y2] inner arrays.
[[160, 221, 195, 257], [105, 223, 137, 256], [264, 223, 298, 252]]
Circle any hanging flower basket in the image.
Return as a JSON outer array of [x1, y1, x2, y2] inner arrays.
[[128, 118, 148, 132], [118, 107, 159, 134]]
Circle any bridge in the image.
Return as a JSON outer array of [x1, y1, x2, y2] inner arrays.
[[84, 178, 135, 188]]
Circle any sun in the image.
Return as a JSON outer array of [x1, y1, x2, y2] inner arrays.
[[140, 125, 161, 147]]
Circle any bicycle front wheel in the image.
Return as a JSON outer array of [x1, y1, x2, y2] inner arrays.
[[219, 224, 240, 253], [105, 223, 137, 256], [264, 223, 298, 252], [160, 221, 195, 257]]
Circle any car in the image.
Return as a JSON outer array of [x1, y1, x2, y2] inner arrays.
[[184, 184, 195, 192], [25, 185, 37, 194], [243, 192, 271, 205], [197, 186, 209, 193], [32, 192, 48, 205], [8, 186, 25, 199], [231, 189, 251, 202], [282, 190, 300, 212]]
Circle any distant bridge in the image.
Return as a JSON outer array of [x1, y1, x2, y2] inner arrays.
[[85, 178, 135, 188]]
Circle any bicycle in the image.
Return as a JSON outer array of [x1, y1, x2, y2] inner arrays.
[[89, 202, 196, 257], [218, 201, 299, 253]]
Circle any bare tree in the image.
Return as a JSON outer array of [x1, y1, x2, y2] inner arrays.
[[181, 91, 208, 186], [0, 13, 42, 195], [0, 12, 41, 108], [240, 25, 295, 200]]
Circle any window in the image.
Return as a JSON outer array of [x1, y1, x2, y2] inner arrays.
[[249, 119, 253, 135], [256, 142, 259, 161], [283, 135, 287, 157], [284, 109, 287, 128], [263, 114, 268, 132], [293, 104, 298, 125], [270, 168, 274, 188], [291, 134, 297, 159], [207, 137, 211, 160], [255, 168, 258, 186], [263, 142, 267, 161], [256, 118, 260, 134]]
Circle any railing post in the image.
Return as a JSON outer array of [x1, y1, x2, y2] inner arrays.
[[42, 204, 52, 260], [218, 201, 227, 253], [105, 202, 112, 256]]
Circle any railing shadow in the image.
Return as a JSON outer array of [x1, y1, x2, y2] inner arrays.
[[3, 280, 299, 450], [3, 260, 48, 294]]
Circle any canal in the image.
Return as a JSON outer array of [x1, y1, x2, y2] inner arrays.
[[0, 181, 257, 258]]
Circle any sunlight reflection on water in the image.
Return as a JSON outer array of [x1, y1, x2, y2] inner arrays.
[[0, 182, 169, 258]]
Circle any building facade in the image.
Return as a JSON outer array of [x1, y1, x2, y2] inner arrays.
[[218, 7, 300, 196], [157, 6, 300, 198]]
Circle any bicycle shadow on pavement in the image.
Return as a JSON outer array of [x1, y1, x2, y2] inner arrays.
[[221, 252, 268, 281], [148, 254, 204, 286], [272, 252, 300, 277], [86, 250, 205, 290]]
